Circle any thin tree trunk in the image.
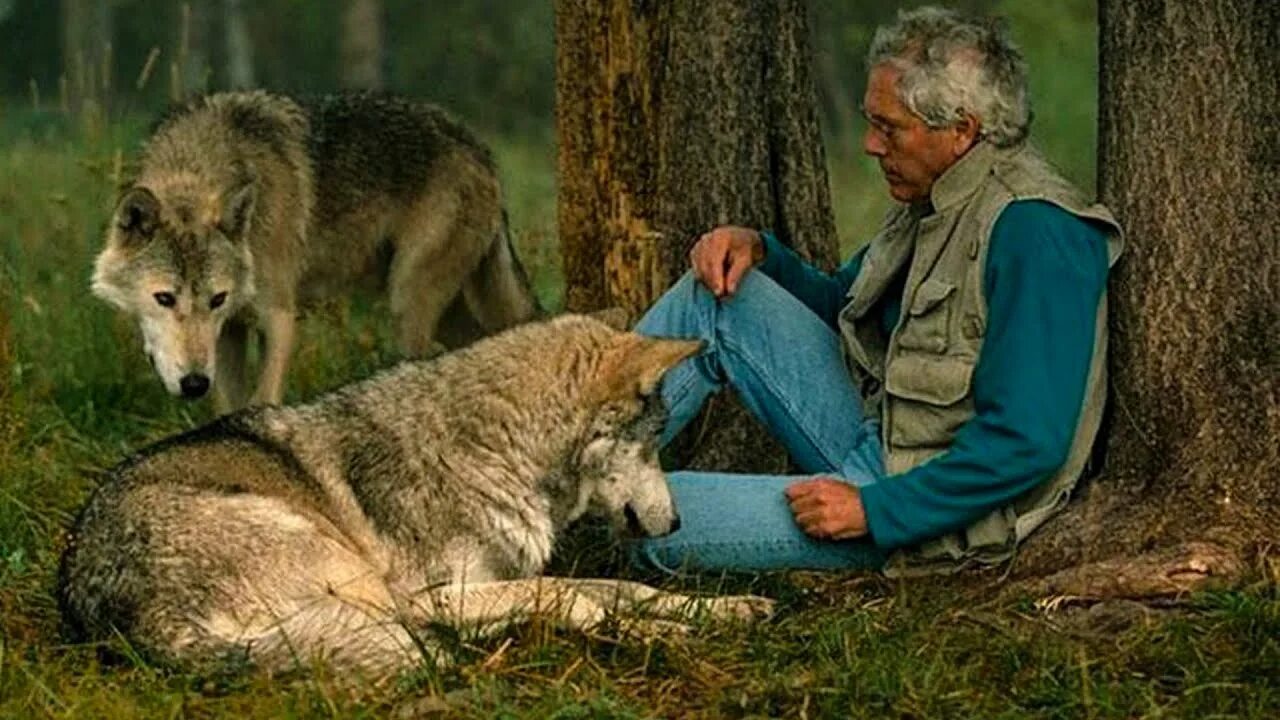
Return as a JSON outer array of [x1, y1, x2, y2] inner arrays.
[[223, 0, 255, 90], [1016, 0, 1279, 596], [557, 0, 837, 472], [60, 0, 112, 114], [175, 0, 210, 99], [340, 0, 385, 91]]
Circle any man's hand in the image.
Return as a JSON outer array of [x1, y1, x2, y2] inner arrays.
[[689, 225, 765, 298], [785, 477, 869, 541]]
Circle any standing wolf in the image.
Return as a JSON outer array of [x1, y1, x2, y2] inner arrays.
[[91, 90, 541, 411], [59, 315, 772, 679]]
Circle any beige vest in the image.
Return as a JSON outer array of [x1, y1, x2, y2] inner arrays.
[[838, 141, 1124, 575]]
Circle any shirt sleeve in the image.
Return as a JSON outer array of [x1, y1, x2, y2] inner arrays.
[[756, 230, 865, 328], [858, 200, 1111, 551]]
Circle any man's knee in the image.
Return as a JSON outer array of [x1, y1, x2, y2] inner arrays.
[[637, 269, 800, 345], [713, 271, 807, 337]]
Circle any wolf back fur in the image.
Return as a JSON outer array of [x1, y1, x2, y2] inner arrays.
[[91, 90, 541, 410], [58, 315, 772, 679]]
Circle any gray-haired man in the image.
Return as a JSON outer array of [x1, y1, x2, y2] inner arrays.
[[633, 6, 1124, 575]]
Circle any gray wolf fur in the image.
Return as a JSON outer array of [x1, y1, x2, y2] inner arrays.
[[91, 90, 541, 411], [58, 315, 773, 680]]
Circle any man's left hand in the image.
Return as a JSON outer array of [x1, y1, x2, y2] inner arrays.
[[785, 477, 869, 541]]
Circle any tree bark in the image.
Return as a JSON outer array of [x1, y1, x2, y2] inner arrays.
[[1015, 0, 1279, 597], [340, 0, 385, 91], [556, 0, 838, 472]]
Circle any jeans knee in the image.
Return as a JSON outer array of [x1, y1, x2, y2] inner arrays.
[[713, 272, 794, 333], [636, 272, 714, 337]]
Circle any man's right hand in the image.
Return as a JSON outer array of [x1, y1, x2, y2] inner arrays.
[[689, 225, 765, 299]]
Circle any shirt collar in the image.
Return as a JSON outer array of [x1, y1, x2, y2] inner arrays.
[[921, 140, 1023, 215]]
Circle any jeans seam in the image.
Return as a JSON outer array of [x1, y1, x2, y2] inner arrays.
[[719, 334, 846, 474], [649, 538, 843, 550]]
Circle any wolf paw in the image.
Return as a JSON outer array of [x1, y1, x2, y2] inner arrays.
[[710, 594, 775, 621], [615, 616, 692, 640]]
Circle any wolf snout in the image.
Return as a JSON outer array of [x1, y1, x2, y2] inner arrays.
[[624, 503, 681, 537], [179, 373, 211, 399]]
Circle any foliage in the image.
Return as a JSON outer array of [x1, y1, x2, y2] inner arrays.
[[2, 1, 1093, 147]]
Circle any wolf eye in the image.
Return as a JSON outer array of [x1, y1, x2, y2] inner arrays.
[[153, 292, 176, 308], [209, 292, 228, 309]]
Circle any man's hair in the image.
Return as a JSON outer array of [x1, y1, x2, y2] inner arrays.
[[867, 6, 1030, 147]]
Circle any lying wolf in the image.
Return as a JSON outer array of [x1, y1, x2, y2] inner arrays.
[[59, 315, 772, 679], [91, 90, 541, 412]]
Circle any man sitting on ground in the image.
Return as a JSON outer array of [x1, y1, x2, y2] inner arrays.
[[632, 6, 1123, 575]]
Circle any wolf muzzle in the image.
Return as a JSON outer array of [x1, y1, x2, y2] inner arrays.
[[180, 373, 211, 399], [625, 503, 681, 537]]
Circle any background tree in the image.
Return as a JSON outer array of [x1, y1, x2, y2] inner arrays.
[[59, 0, 111, 113], [174, 0, 209, 99], [1016, 0, 1278, 596], [340, 0, 384, 91], [223, 0, 255, 90], [556, 0, 838, 471]]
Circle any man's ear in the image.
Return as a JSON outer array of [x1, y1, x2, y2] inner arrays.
[[598, 333, 704, 400], [951, 112, 982, 157], [112, 186, 161, 246], [218, 180, 256, 243]]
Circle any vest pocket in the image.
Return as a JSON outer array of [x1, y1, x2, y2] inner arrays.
[[883, 353, 973, 448], [896, 279, 956, 353]]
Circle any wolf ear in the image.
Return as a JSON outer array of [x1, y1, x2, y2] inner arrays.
[[218, 181, 256, 243], [112, 187, 161, 245], [600, 333, 703, 400], [587, 306, 632, 331]]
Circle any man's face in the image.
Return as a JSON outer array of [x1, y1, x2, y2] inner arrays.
[[862, 64, 972, 204]]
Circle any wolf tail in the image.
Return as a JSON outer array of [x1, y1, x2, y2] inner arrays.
[[460, 209, 543, 332]]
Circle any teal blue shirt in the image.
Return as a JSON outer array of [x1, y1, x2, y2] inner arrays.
[[758, 200, 1110, 551]]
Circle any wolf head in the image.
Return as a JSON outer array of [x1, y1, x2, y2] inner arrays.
[[575, 330, 702, 539], [91, 182, 257, 399]]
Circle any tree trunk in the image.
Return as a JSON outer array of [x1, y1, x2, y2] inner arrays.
[[223, 0, 255, 90], [556, 0, 838, 472], [340, 0, 385, 91], [1015, 0, 1279, 597], [174, 0, 210, 100], [60, 0, 112, 114]]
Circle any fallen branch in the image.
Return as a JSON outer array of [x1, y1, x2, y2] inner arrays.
[[1011, 541, 1244, 601]]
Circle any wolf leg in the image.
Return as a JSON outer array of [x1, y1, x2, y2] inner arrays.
[[459, 219, 541, 334], [528, 578, 774, 623], [389, 193, 487, 357], [64, 483, 431, 680], [411, 578, 771, 640], [214, 317, 251, 413], [250, 307, 295, 405], [412, 578, 626, 639], [221, 592, 430, 681], [174, 498, 431, 678]]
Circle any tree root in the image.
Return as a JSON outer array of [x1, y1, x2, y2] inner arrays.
[[1011, 541, 1244, 602]]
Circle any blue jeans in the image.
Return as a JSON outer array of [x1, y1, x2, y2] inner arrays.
[[631, 271, 887, 573]]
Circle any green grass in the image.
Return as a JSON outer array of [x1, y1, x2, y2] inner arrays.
[[1, 112, 1276, 718]]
